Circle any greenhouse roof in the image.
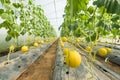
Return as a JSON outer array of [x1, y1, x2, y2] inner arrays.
[[36, 0, 66, 36]]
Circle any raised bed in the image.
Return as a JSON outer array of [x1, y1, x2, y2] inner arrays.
[[53, 42, 120, 80], [0, 40, 119, 80], [0, 42, 54, 80], [79, 42, 120, 66]]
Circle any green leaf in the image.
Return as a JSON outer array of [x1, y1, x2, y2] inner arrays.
[[79, 14, 88, 20], [111, 15, 120, 22], [93, 0, 120, 14], [20, 29, 26, 35], [112, 24, 120, 29], [5, 0, 10, 3], [8, 30, 19, 38], [99, 6, 106, 15], [93, 0, 106, 7], [1, 13, 9, 19], [4, 3, 11, 10], [1, 13, 14, 24], [0, 9, 4, 15], [87, 17, 95, 24], [97, 20, 104, 27], [66, 0, 89, 16], [8, 14, 14, 24], [74, 27, 81, 37], [112, 28, 118, 35], [68, 22, 78, 31], [0, 21, 11, 29], [88, 6, 94, 14], [86, 32, 97, 42], [5, 35, 12, 41], [12, 24, 21, 32], [1, 0, 10, 4], [12, 3, 21, 8], [28, 0, 33, 5], [98, 27, 103, 33]]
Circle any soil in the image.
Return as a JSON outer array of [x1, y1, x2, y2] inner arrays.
[[0, 47, 20, 57], [0, 50, 9, 57], [16, 41, 58, 80]]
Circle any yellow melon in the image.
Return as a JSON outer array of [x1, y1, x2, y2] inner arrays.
[[21, 46, 28, 52], [86, 46, 91, 52], [63, 48, 69, 55], [106, 48, 112, 54], [34, 42, 38, 47], [39, 40, 44, 44], [66, 50, 81, 68], [98, 48, 107, 56], [61, 37, 67, 42]]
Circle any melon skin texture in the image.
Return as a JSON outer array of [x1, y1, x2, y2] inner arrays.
[[106, 48, 112, 54], [39, 40, 44, 44], [21, 46, 28, 52], [34, 43, 38, 47], [63, 48, 69, 55], [86, 46, 91, 52], [66, 50, 81, 68], [98, 48, 107, 56], [61, 37, 67, 42]]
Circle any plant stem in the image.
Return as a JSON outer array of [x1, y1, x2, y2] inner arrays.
[[7, 50, 11, 62]]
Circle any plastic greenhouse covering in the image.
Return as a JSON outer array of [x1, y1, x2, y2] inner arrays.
[[0, 0, 120, 80]]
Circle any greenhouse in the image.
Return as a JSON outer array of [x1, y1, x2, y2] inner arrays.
[[0, 0, 120, 80]]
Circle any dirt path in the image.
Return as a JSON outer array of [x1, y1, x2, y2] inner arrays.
[[16, 41, 58, 80]]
